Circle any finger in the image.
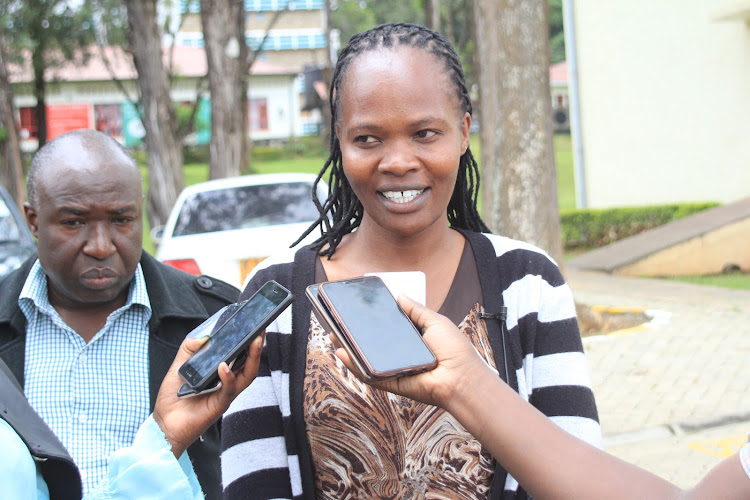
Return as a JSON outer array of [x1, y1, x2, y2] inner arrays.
[[397, 294, 444, 331], [328, 332, 342, 350], [218, 332, 265, 404], [172, 336, 209, 368], [216, 361, 238, 400], [333, 345, 353, 369]]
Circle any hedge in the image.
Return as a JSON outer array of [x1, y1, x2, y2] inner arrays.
[[560, 202, 719, 249]]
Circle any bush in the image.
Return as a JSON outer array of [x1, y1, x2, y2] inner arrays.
[[560, 202, 719, 249]]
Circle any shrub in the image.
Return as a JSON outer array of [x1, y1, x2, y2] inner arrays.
[[560, 202, 719, 249]]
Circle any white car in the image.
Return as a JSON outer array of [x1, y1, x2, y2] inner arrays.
[[153, 173, 327, 289]]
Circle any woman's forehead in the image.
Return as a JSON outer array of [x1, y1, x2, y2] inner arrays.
[[339, 46, 458, 111]]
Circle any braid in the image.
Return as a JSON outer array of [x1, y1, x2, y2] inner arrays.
[[293, 23, 489, 257]]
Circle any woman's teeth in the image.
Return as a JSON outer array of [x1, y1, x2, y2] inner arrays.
[[382, 189, 424, 204]]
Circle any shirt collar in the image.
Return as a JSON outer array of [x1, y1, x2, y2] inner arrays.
[[19, 260, 152, 317]]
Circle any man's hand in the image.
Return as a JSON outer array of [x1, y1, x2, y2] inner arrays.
[[333, 295, 493, 409], [153, 332, 264, 457]]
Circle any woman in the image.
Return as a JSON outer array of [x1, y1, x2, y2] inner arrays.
[[221, 23, 600, 499]]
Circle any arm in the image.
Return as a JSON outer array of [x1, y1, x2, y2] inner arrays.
[[335, 296, 750, 500], [85, 333, 264, 500]]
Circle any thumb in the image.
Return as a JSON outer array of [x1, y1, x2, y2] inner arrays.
[[173, 336, 208, 366]]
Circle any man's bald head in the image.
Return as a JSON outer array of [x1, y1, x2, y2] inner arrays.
[[27, 129, 141, 208]]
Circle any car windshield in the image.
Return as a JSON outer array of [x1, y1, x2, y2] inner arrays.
[[172, 181, 321, 237], [0, 198, 25, 242]]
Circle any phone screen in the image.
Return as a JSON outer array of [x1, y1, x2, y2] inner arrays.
[[179, 280, 291, 389], [319, 276, 436, 377]]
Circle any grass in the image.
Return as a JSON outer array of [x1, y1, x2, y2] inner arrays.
[[665, 273, 750, 290]]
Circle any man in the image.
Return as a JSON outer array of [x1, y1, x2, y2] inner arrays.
[[0, 129, 239, 499]]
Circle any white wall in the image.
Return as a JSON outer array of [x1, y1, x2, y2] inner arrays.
[[573, 0, 750, 208], [247, 74, 303, 141]]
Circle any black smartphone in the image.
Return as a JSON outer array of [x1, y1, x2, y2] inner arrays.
[[177, 280, 293, 396], [317, 276, 437, 380]]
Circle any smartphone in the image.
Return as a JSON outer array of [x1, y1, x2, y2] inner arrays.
[[317, 276, 437, 380], [177, 280, 293, 396], [306, 283, 372, 380]]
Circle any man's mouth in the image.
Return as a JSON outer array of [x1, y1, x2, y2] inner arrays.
[[82, 268, 118, 279], [381, 189, 425, 204]]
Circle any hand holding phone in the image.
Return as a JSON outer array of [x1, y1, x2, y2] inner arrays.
[[314, 275, 437, 380], [177, 280, 293, 397]]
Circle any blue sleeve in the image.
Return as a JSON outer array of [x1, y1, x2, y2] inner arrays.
[[84, 415, 204, 500], [0, 418, 50, 500]]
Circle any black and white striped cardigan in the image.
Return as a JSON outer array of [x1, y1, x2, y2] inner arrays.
[[221, 230, 601, 499]]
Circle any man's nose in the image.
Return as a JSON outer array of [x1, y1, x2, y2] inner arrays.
[[82, 223, 117, 260]]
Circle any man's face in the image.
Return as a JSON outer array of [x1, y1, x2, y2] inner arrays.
[[25, 149, 143, 310]]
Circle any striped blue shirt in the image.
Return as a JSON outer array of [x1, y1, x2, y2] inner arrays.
[[20, 260, 152, 496]]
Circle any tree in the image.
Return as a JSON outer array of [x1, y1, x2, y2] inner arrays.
[[1, 0, 95, 147], [123, 0, 183, 228], [200, 0, 289, 179], [423, 0, 440, 31], [472, 0, 563, 264], [0, 37, 24, 209], [200, 0, 247, 179]]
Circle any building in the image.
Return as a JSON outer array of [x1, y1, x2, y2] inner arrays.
[[8, 45, 302, 151], [177, 0, 329, 136], [570, 0, 750, 208]]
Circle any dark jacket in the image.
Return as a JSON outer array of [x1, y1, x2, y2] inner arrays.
[[0, 252, 239, 500], [0, 356, 82, 500]]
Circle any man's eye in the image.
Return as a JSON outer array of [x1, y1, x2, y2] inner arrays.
[[61, 220, 83, 227]]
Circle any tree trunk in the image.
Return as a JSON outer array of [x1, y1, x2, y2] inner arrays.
[[32, 47, 48, 148], [201, 0, 246, 179], [0, 40, 25, 209], [424, 0, 441, 32], [473, 0, 563, 265], [124, 0, 183, 229]]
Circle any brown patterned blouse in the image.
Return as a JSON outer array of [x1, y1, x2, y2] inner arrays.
[[303, 243, 497, 499]]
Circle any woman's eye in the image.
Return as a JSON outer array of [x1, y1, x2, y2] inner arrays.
[[415, 130, 438, 140], [354, 135, 377, 144]]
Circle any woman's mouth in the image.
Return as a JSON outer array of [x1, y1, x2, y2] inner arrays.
[[380, 189, 425, 204]]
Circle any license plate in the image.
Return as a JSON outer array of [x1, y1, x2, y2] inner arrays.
[[239, 257, 266, 286]]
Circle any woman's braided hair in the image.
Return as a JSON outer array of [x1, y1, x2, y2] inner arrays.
[[295, 22, 489, 258]]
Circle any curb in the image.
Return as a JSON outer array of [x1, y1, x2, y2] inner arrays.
[[582, 306, 672, 342]]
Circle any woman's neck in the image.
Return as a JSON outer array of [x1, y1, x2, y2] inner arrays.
[[320, 220, 466, 311]]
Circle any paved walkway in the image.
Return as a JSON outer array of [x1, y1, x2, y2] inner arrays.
[[566, 267, 750, 488]]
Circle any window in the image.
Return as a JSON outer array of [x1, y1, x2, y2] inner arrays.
[[249, 98, 268, 131], [18, 107, 38, 139], [173, 182, 319, 236], [94, 104, 123, 137]]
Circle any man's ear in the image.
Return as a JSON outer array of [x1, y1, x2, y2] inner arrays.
[[24, 203, 39, 238]]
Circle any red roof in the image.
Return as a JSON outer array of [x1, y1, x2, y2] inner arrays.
[[8, 45, 297, 84], [549, 61, 568, 85]]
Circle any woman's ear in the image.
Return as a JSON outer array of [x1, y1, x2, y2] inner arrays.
[[461, 112, 471, 153]]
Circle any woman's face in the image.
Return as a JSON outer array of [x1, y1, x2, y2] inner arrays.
[[336, 46, 471, 240]]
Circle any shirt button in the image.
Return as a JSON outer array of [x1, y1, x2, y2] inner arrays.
[[78, 412, 88, 423], [78, 352, 88, 364]]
